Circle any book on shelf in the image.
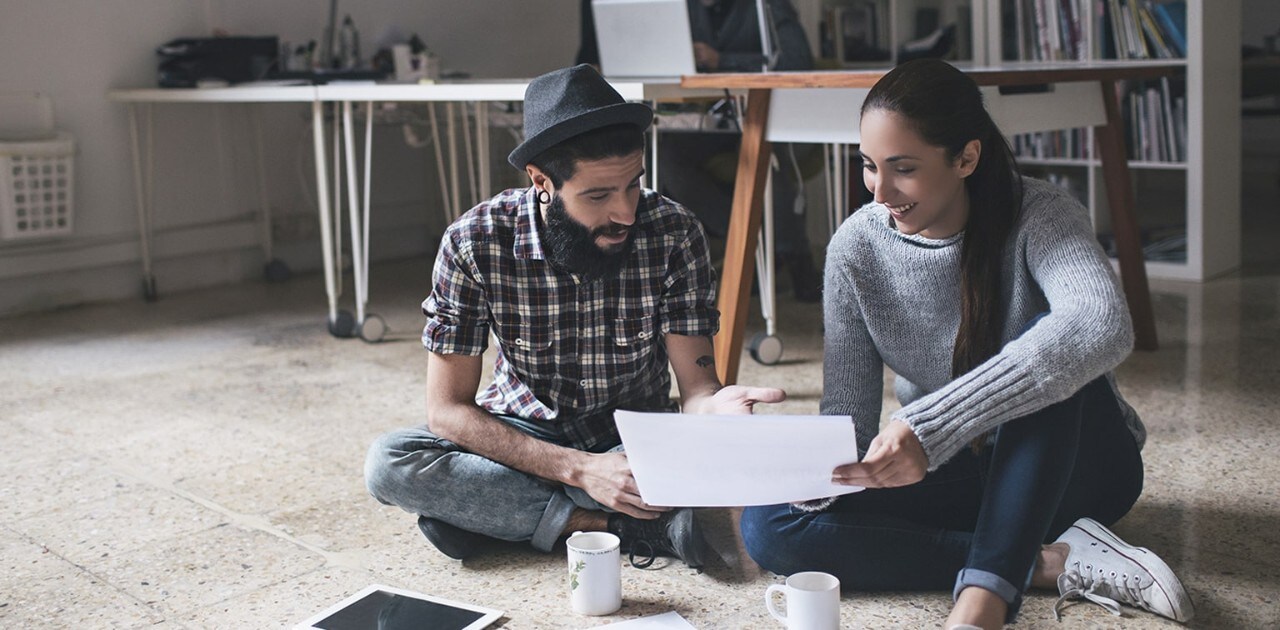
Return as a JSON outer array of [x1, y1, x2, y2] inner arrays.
[[1059, 0, 1082, 60], [1150, 1, 1186, 57], [1107, 0, 1128, 58], [1012, 128, 1090, 161], [1137, 3, 1174, 58], [1097, 0, 1115, 59], [1102, 0, 1186, 60], [1159, 78, 1177, 160], [1120, 78, 1186, 162], [1004, 0, 1090, 61], [1172, 95, 1187, 161], [1145, 86, 1165, 160], [1125, 2, 1149, 58], [1035, 0, 1049, 60]]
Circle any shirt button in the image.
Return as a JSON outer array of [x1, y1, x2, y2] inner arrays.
[[515, 338, 525, 347], [579, 379, 588, 387]]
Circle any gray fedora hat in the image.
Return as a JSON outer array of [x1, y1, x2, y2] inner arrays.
[[507, 64, 654, 169]]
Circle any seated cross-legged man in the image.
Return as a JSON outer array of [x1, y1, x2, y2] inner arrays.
[[365, 64, 785, 567]]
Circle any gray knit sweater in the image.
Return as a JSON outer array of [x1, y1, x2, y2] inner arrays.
[[822, 177, 1145, 469]]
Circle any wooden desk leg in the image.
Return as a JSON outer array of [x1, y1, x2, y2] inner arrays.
[[714, 89, 773, 385], [1095, 79, 1158, 351]]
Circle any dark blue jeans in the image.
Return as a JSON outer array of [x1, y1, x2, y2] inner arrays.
[[740, 375, 1143, 620]]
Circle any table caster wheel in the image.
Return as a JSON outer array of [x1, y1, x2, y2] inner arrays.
[[264, 259, 291, 282], [748, 332, 783, 365], [358, 313, 387, 343], [327, 310, 357, 338]]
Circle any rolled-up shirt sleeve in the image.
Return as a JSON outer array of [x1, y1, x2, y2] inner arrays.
[[422, 231, 489, 355], [660, 219, 719, 338]]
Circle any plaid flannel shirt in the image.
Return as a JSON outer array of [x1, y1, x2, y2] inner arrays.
[[422, 186, 718, 451]]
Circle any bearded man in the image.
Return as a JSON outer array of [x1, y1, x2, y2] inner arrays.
[[364, 64, 785, 568]]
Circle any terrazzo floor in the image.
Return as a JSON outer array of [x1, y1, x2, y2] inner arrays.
[[2, 220, 1279, 628]]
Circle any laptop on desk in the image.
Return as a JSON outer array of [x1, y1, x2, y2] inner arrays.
[[593, 0, 697, 81]]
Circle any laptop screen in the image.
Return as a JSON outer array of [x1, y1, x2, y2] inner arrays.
[[593, 0, 697, 79]]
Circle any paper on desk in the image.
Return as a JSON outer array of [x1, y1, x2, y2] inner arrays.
[[614, 411, 862, 507], [590, 611, 696, 629]]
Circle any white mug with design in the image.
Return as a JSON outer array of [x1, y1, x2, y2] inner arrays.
[[765, 571, 841, 629], [567, 530, 622, 615]]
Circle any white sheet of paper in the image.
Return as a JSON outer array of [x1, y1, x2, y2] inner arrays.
[[590, 611, 696, 629], [614, 411, 862, 507]]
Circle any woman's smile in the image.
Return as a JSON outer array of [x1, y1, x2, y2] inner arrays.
[[885, 202, 918, 219]]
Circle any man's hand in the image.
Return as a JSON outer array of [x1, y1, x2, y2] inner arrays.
[[832, 420, 928, 488], [693, 42, 720, 71], [666, 334, 786, 415], [575, 451, 669, 520], [687, 384, 786, 415]]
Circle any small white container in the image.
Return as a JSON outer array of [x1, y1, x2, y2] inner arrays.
[[0, 132, 75, 240]]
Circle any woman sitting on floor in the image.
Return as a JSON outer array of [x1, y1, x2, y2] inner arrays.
[[739, 59, 1193, 629]]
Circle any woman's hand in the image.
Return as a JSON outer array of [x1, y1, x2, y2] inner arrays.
[[832, 420, 928, 488]]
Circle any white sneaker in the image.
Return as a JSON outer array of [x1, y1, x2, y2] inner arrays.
[[1052, 517, 1194, 623]]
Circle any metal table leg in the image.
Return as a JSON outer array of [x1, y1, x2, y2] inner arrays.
[[311, 100, 353, 337], [127, 103, 157, 301]]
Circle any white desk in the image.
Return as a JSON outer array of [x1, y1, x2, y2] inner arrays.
[[107, 86, 316, 302], [113, 68, 1165, 369], [108, 80, 724, 340]]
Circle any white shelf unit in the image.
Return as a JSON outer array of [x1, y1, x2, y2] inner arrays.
[[803, 0, 1242, 280], [988, 0, 1241, 281]]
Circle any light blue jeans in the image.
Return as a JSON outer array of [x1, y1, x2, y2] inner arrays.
[[364, 416, 620, 552]]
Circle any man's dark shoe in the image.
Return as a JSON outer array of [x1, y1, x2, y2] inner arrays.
[[608, 508, 709, 569], [417, 515, 483, 560]]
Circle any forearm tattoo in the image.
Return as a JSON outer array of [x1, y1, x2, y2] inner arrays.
[[696, 355, 715, 368]]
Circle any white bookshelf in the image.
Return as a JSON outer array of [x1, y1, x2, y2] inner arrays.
[[988, 0, 1242, 281], [805, 0, 1241, 280]]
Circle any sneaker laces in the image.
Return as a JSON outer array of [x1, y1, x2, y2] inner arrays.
[[1054, 568, 1153, 620]]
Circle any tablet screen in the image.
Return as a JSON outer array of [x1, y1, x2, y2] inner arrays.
[[308, 588, 495, 630]]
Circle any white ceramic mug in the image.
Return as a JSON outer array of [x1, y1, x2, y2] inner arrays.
[[567, 531, 622, 616], [765, 571, 841, 629]]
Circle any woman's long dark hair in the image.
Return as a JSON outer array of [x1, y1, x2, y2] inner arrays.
[[862, 59, 1024, 378]]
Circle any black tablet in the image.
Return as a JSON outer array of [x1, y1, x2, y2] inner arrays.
[[295, 584, 503, 630]]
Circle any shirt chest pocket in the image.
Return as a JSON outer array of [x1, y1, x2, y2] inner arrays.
[[496, 320, 555, 379], [612, 312, 657, 360]]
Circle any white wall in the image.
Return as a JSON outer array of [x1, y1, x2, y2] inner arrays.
[[0, 0, 577, 316]]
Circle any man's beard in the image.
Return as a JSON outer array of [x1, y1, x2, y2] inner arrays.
[[542, 194, 635, 281]]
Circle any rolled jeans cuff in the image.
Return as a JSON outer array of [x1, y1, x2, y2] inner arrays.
[[954, 568, 1023, 621], [531, 490, 576, 552]]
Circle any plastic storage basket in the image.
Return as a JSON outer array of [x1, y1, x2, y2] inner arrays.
[[0, 132, 74, 240]]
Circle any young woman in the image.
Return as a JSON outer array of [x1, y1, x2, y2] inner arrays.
[[739, 59, 1193, 629]]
